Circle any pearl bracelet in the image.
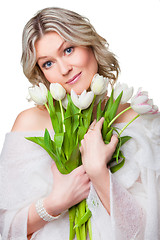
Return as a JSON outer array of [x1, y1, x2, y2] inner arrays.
[[35, 199, 61, 222]]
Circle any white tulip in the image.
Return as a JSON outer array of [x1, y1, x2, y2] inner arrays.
[[113, 82, 134, 104], [90, 74, 109, 95], [50, 83, 66, 101], [131, 88, 159, 114], [71, 89, 94, 110], [28, 83, 48, 105]]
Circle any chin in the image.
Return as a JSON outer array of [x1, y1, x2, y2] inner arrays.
[[71, 88, 86, 95], [71, 83, 91, 95]]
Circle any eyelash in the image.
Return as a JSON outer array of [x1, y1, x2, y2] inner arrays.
[[64, 46, 74, 55], [42, 46, 74, 69], [42, 61, 53, 69]]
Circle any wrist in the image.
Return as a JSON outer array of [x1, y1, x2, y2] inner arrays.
[[88, 163, 109, 180], [43, 195, 63, 217], [35, 198, 61, 222]]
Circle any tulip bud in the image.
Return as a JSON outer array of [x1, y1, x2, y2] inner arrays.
[[71, 89, 94, 110], [28, 83, 48, 105], [131, 88, 159, 114], [113, 82, 134, 104], [50, 83, 66, 101], [91, 74, 109, 95]]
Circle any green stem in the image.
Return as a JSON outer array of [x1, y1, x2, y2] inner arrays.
[[44, 103, 50, 115], [59, 100, 65, 132], [108, 106, 132, 127], [88, 218, 92, 240], [69, 206, 76, 240], [119, 114, 140, 135], [79, 200, 86, 240], [75, 208, 81, 240]]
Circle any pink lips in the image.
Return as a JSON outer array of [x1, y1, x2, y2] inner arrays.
[[66, 72, 82, 85]]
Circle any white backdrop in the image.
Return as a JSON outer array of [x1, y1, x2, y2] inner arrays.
[[0, 0, 160, 151]]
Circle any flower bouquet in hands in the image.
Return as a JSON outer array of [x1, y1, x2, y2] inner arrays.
[[27, 74, 159, 240], [27, 82, 96, 240]]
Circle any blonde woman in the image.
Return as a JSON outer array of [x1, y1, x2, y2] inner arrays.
[[0, 7, 159, 240]]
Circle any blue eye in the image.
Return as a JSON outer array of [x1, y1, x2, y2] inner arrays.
[[43, 61, 53, 69], [64, 47, 73, 55]]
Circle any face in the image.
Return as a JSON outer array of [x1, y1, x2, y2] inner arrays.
[[35, 32, 98, 94]]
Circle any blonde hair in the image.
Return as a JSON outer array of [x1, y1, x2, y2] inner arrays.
[[21, 7, 120, 89]]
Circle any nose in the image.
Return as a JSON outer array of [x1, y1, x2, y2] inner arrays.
[[58, 59, 72, 76]]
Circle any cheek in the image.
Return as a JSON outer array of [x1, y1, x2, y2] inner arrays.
[[43, 70, 59, 84], [74, 48, 97, 69]]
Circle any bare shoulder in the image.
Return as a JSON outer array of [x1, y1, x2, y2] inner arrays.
[[115, 103, 137, 124], [11, 106, 52, 132]]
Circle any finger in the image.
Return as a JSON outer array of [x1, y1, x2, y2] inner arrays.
[[88, 119, 97, 131], [94, 117, 104, 131], [110, 135, 119, 146], [107, 135, 119, 153]]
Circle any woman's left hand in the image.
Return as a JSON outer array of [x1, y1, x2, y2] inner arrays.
[[80, 117, 118, 179]]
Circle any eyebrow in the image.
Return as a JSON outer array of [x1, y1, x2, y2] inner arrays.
[[37, 40, 66, 62]]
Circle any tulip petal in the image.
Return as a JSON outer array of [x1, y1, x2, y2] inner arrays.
[[39, 83, 48, 96], [114, 83, 133, 104], [91, 74, 108, 95], [28, 84, 47, 105], [131, 104, 152, 114], [80, 91, 94, 110], [71, 89, 81, 109], [50, 83, 66, 101], [121, 87, 134, 104], [71, 89, 94, 110], [131, 95, 148, 105]]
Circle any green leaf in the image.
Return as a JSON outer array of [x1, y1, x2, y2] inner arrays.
[[26, 136, 46, 149], [110, 158, 125, 173], [103, 90, 114, 119], [67, 94, 80, 133], [64, 101, 72, 137], [62, 132, 70, 160], [55, 100, 63, 132], [102, 119, 109, 140], [44, 129, 53, 150], [81, 95, 96, 130], [47, 91, 60, 133], [96, 99, 102, 121], [65, 144, 81, 172], [78, 126, 87, 142], [120, 136, 132, 145], [26, 136, 68, 174], [54, 133, 64, 148], [105, 128, 113, 142], [107, 91, 123, 121]]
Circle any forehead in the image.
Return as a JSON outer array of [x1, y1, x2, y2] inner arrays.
[[35, 32, 65, 58]]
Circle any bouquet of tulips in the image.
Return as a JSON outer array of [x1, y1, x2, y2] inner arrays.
[[27, 74, 158, 240]]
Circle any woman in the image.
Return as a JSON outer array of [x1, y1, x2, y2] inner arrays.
[[0, 7, 159, 240]]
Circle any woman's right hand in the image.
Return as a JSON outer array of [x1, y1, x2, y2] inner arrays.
[[43, 162, 90, 217]]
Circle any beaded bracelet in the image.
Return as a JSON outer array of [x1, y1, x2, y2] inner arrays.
[[35, 199, 61, 222]]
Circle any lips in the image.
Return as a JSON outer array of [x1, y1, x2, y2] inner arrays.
[[66, 72, 82, 85]]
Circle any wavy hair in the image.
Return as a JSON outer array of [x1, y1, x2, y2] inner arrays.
[[21, 7, 120, 89]]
